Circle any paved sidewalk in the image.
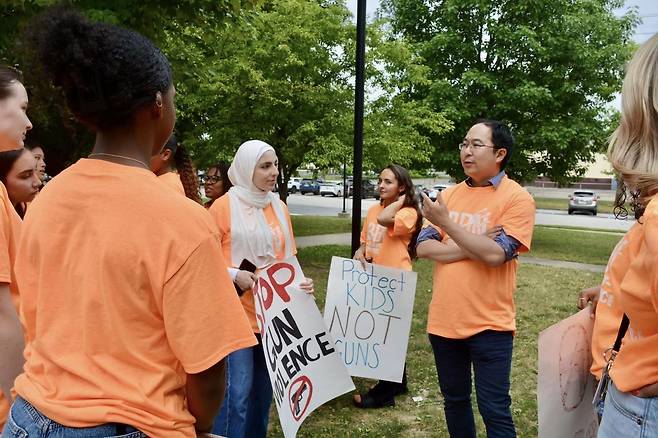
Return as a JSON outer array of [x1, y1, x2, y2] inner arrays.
[[296, 233, 605, 272]]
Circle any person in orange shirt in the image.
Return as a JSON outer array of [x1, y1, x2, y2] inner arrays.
[[351, 164, 422, 409], [3, 8, 256, 438], [0, 148, 42, 218], [0, 65, 32, 431], [204, 162, 232, 209], [418, 119, 535, 437], [596, 34, 658, 437], [150, 134, 203, 204], [208, 139, 314, 438], [575, 222, 643, 418]]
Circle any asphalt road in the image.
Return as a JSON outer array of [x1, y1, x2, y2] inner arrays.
[[286, 193, 633, 231]]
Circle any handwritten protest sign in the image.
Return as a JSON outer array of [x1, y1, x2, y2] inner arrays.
[[538, 308, 599, 438], [323, 256, 417, 383], [253, 256, 354, 438]]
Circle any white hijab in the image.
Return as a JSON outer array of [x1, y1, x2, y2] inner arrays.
[[227, 140, 293, 268]]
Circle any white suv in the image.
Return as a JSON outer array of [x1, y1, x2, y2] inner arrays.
[[320, 181, 343, 197], [287, 177, 302, 193]]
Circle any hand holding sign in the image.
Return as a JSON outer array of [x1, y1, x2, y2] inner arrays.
[[324, 257, 417, 383], [252, 256, 354, 438]]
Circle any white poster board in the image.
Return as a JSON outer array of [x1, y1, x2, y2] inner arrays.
[[538, 308, 599, 438], [323, 256, 417, 383], [253, 256, 355, 438]]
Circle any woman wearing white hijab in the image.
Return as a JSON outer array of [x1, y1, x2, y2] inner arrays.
[[208, 140, 314, 438]]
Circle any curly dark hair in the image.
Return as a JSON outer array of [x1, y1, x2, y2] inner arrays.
[[382, 164, 423, 259], [173, 148, 202, 205], [0, 66, 23, 100], [158, 135, 201, 204], [26, 6, 172, 130]]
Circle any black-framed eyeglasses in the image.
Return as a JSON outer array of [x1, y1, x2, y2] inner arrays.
[[458, 141, 496, 151], [205, 175, 222, 184]]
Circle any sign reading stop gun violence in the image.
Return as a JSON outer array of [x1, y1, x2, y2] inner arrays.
[[253, 256, 354, 438], [323, 256, 418, 383]]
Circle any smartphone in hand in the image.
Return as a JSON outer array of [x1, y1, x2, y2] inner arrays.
[[234, 259, 257, 296]]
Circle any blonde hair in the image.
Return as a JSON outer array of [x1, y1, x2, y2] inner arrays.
[[608, 34, 658, 207]]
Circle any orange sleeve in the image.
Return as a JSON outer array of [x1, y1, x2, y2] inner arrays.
[[645, 206, 658, 307], [360, 214, 369, 245], [499, 191, 535, 252], [0, 204, 11, 284], [390, 207, 418, 237], [280, 200, 297, 255], [163, 234, 256, 374]]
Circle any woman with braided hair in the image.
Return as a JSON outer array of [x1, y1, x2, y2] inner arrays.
[[151, 134, 203, 204], [4, 6, 256, 437]]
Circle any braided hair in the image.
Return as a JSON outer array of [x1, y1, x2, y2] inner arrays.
[[161, 135, 202, 205], [27, 6, 172, 131]]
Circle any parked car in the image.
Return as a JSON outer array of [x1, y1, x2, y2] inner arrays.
[[428, 184, 451, 201], [300, 178, 320, 195], [568, 191, 599, 215], [287, 177, 302, 193], [320, 181, 344, 197], [348, 180, 377, 199]]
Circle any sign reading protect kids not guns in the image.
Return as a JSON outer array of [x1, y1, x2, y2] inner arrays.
[[323, 256, 417, 383], [253, 256, 355, 438]]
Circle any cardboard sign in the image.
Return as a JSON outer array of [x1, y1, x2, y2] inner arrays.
[[323, 257, 417, 382], [538, 308, 599, 438], [253, 256, 354, 438]]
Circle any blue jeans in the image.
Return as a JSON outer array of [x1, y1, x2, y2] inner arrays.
[[429, 330, 516, 438], [2, 397, 145, 437], [212, 334, 272, 438], [598, 381, 658, 437]]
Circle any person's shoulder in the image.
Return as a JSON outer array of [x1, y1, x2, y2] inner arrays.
[[398, 205, 418, 219], [500, 177, 534, 204]]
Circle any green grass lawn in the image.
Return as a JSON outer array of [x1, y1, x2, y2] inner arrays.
[[533, 196, 615, 214], [291, 215, 352, 236], [291, 216, 621, 265], [529, 226, 620, 265], [267, 245, 604, 437]]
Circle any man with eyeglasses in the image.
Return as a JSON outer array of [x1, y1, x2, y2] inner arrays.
[[416, 119, 535, 438]]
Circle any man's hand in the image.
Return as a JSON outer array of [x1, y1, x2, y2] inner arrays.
[[421, 192, 451, 228], [485, 226, 503, 239]]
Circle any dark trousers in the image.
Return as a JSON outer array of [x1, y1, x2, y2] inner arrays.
[[429, 330, 516, 438], [368, 365, 408, 401]]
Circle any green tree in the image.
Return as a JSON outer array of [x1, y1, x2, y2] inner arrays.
[[162, 0, 355, 203], [0, 0, 256, 174], [302, 18, 453, 179], [382, 0, 639, 184]]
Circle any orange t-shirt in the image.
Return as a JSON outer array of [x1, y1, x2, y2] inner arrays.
[[360, 203, 418, 271], [208, 193, 297, 333], [427, 176, 535, 339], [610, 197, 658, 392], [13, 159, 256, 437], [590, 223, 643, 379], [0, 182, 23, 429], [159, 171, 185, 196]]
